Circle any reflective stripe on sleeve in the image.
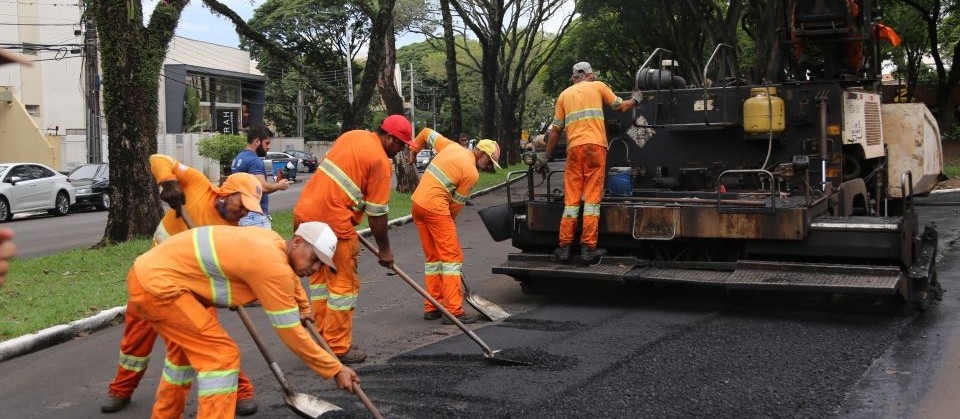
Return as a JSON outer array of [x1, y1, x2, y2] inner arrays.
[[162, 358, 196, 386], [583, 203, 601, 217], [118, 352, 150, 372], [452, 191, 470, 205], [193, 227, 232, 307], [426, 130, 442, 147], [153, 222, 170, 245], [196, 369, 239, 397], [318, 159, 366, 212], [364, 202, 389, 217], [309, 283, 329, 302], [610, 96, 624, 107], [327, 292, 358, 311], [265, 307, 301, 329]]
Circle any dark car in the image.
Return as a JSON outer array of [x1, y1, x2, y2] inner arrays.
[[287, 150, 318, 173], [67, 163, 110, 211]]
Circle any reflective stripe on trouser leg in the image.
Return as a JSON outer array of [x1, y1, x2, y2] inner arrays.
[[317, 237, 360, 355], [414, 203, 444, 313], [128, 271, 241, 419], [413, 203, 465, 316], [108, 301, 156, 399], [579, 144, 606, 247]]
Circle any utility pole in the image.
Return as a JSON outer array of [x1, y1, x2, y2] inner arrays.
[[409, 63, 415, 134], [84, 18, 102, 163], [345, 24, 354, 105], [432, 86, 437, 129], [297, 89, 304, 138]]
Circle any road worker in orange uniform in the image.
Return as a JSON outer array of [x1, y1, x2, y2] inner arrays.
[[128, 222, 359, 419], [545, 61, 638, 264], [407, 128, 499, 324], [293, 114, 413, 364], [101, 155, 270, 415]]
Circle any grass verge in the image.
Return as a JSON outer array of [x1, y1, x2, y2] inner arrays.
[[0, 164, 524, 340]]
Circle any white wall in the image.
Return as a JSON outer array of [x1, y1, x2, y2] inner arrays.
[[164, 37, 261, 74]]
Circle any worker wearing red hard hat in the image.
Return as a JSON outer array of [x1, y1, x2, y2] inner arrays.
[[292, 114, 413, 364]]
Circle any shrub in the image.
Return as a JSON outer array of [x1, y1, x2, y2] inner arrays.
[[198, 134, 245, 174]]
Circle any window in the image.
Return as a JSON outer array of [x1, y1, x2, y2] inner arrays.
[[8, 165, 33, 180], [69, 165, 100, 180], [27, 165, 54, 179], [25, 105, 40, 117]]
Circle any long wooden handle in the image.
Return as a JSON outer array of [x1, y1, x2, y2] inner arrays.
[[305, 319, 385, 419], [236, 306, 295, 395], [357, 235, 496, 356]]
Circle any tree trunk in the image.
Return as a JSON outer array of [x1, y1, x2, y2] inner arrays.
[[439, 0, 463, 135], [92, 0, 188, 244], [375, 18, 419, 193]]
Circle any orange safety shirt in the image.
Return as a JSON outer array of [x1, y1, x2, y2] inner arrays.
[[410, 129, 478, 218], [150, 154, 232, 242], [293, 130, 393, 239], [132, 225, 342, 379], [550, 80, 625, 150]]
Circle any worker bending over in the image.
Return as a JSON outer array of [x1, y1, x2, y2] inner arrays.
[[127, 222, 358, 419], [407, 128, 499, 324], [102, 155, 270, 415]]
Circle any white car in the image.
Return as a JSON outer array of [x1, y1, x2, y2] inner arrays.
[[0, 162, 77, 222], [416, 149, 436, 170]]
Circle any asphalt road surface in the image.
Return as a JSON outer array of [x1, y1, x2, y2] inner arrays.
[[3, 173, 314, 259], [2, 175, 960, 418]]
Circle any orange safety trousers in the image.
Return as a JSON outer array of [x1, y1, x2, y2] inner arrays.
[[128, 269, 243, 419], [412, 203, 465, 316], [560, 143, 606, 248], [308, 237, 360, 355], [107, 302, 254, 401]]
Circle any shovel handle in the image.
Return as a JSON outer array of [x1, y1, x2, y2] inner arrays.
[[357, 235, 497, 356], [304, 319, 385, 419], [235, 305, 295, 396]]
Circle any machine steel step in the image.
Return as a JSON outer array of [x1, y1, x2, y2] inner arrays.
[[630, 260, 902, 295], [494, 254, 902, 295], [492, 254, 643, 283]]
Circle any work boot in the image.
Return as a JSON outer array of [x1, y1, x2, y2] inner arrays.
[[337, 347, 367, 364], [580, 246, 607, 264], [553, 245, 571, 262], [236, 399, 258, 416], [100, 396, 130, 413], [423, 310, 442, 320], [441, 312, 478, 325]]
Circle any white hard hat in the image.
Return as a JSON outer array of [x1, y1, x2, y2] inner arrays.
[[295, 222, 337, 271]]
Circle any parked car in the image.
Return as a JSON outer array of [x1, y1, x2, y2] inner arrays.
[[286, 150, 318, 173], [0, 162, 77, 222], [264, 152, 299, 182], [416, 149, 436, 170], [67, 163, 110, 211]]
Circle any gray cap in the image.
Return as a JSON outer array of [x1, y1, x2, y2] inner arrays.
[[572, 61, 593, 75]]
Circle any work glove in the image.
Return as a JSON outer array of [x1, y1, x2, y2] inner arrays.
[[159, 180, 185, 209], [630, 90, 643, 104], [534, 152, 550, 179]]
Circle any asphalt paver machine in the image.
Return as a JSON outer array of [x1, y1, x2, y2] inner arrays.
[[482, 0, 943, 310]]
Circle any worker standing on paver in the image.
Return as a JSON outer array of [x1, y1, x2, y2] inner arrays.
[[407, 128, 499, 323], [101, 155, 273, 415], [544, 61, 639, 264], [127, 222, 358, 419], [292, 114, 413, 364]]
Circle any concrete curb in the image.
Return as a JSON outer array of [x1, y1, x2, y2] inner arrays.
[[0, 306, 125, 362], [0, 173, 527, 363]]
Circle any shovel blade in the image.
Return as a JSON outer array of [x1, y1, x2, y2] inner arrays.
[[284, 392, 341, 419], [464, 292, 512, 322]]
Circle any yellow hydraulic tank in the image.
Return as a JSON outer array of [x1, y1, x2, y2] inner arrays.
[[743, 87, 785, 134]]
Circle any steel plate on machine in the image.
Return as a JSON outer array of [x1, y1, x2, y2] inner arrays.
[[632, 207, 679, 240]]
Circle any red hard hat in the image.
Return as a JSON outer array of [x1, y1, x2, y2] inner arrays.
[[380, 115, 413, 146]]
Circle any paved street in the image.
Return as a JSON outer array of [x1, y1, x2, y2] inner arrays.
[[1, 175, 960, 418]]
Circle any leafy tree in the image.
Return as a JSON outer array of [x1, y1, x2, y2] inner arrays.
[[197, 134, 246, 176], [896, 0, 959, 130]]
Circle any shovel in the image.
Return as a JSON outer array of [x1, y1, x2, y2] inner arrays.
[[305, 319, 385, 419], [461, 274, 511, 322], [358, 235, 530, 366], [235, 306, 342, 418]]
